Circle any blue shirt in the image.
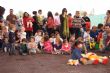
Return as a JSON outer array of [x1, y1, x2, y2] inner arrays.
[[71, 48, 82, 60], [90, 30, 98, 39]]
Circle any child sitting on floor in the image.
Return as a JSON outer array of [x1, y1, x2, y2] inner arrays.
[[28, 37, 41, 54], [43, 35, 53, 54], [61, 39, 71, 54], [68, 41, 97, 66], [53, 32, 63, 54], [19, 38, 28, 55]]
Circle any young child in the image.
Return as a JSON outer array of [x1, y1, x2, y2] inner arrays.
[[0, 30, 3, 51], [69, 41, 96, 65], [35, 30, 44, 52], [43, 35, 53, 54], [2, 26, 9, 52], [37, 9, 44, 29], [20, 26, 26, 41], [19, 38, 28, 55], [35, 30, 43, 44], [69, 34, 75, 47], [53, 33, 63, 54], [28, 37, 41, 54], [61, 39, 71, 54], [8, 26, 16, 55], [49, 33, 55, 46], [83, 29, 91, 49]]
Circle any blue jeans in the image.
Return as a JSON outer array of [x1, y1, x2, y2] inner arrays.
[[9, 43, 16, 55]]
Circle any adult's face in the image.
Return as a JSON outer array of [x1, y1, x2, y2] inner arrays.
[[10, 9, 13, 15], [75, 11, 80, 17], [83, 12, 87, 16], [25, 13, 29, 17], [104, 26, 109, 32]]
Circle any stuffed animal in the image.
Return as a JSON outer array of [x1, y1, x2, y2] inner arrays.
[[82, 52, 109, 65], [67, 59, 79, 66], [90, 38, 96, 49]]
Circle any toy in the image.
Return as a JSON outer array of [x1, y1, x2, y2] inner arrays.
[[99, 38, 104, 51], [89, 38, 96, 49], [67, 59, 79, 66], [82, 52, 109, 65]]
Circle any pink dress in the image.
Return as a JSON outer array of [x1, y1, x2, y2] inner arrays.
[[44, 40, 53, 53], [61, 43, 71, 52]]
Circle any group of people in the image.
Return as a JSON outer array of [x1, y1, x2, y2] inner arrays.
[[0, 6, 110, 65]]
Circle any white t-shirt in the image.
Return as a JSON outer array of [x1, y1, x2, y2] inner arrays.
[[83, 32, 90, 42], [35, 35, 42, 44], [20, 32, 26, 40]]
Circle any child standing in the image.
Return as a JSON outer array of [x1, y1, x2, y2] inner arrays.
[[2, 26, 9, 52], [37, 10, 44, 30], [83, 29, 91, 49], [20, 26, 26, 41], [8, 26, 16, 55]]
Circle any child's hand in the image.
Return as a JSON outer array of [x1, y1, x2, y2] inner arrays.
[[80, 58, 87, 65]]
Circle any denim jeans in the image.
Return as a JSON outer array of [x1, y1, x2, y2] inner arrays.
[[9, 43, 16, 55]]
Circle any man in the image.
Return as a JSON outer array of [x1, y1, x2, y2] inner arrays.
[[6, 9, 17, 28], [73, 11, 85, 39]]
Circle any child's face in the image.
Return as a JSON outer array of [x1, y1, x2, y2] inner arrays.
[[21, 27, 25, 32], [64, 41, 68, 45], [104, 26, 109, 32], [38, 32, 42, 36], [76, 11, 80, 16], [87, 31, 90, 34], [12, 27, 16, 31], [30, 38, 35, 42], [39, 11, 42, 15], [70, 36, 75, 41], [92, 27, 97, 31], [77, 44, 83, 49]]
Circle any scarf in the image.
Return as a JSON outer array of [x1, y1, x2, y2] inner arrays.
[[63, 16, 69, 38]]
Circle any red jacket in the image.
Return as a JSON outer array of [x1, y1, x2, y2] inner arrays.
[[68, 17, 73, 28], [23, 17, 34, 31], [47, 17, 54, 28]]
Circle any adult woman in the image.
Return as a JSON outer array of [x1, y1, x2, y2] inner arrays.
[[60, 8, 69, 39], [23, 12, 34, 40], [46, 11, 54, 36]]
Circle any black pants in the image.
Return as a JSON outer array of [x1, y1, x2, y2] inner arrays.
[[69, 28, 74, 35], [47, 28, 54, 37], [26, 31, 33, 40], [73, 28, 81, 39]]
